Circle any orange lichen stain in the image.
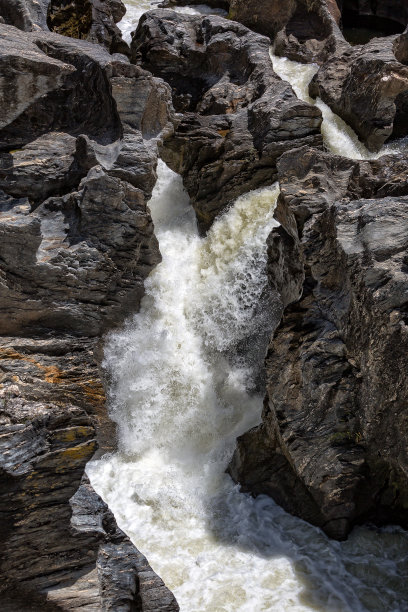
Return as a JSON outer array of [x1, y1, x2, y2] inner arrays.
[[58, 441, 96, 465], [217, 129, 230, 138], [0, 348, 64, 384], [54, 426, 94, 443], [44, 366, 64, 384], [80, 379, 106, 406]]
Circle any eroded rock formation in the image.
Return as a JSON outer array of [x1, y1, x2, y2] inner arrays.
[[0, 19, 178, 611], [310, 32, 408, 151], [0, 0, 129, 55], [132, 9, 322, 231], [230, 147, 408, 539]]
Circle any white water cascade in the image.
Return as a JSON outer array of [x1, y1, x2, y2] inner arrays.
[[269, 51, 408, 160], [88, 4, 408, 611], [89, 160, 408, 611]]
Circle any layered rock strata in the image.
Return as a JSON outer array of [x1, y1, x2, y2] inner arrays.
[[230, 147, 408, 540], [0, 20, 178, 611], [132, 9, 323, 231]]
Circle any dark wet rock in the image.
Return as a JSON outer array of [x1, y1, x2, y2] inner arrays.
[[338, 0, 408, 34], [0, 0, 129, 56], [0, 17, 178, 610], [310, 33, 408, 151], [159, 0, 229, 10], [132, 10, 322, 231], [47, 0, 129, 56], [230, 147, 408, 540], [0, 338, 179, 610]]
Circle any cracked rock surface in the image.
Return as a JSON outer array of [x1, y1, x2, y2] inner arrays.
[[230, 147, 408, 540], [0, 16, 179, 611]]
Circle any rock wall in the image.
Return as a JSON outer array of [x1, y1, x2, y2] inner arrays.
[[230, 147, 408, 540], [0, 16, 179, 611]]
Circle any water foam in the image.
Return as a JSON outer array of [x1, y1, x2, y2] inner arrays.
[[88, 6, 408, 610], [89, 162, 408, 612], [269, 51, 408, 160]]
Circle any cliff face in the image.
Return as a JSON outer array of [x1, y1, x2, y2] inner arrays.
[[230, 147, 408, 540], [0, 10, 178, 610]]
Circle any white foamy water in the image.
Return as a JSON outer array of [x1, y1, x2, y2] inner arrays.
[[118, 1, 227, 43], [89, 161, 408, 612], [87, 5, 408, 610], [269, 51, 408, 160]]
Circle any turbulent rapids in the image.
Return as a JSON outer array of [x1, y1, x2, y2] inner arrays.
[[88, 3, 408, 611]]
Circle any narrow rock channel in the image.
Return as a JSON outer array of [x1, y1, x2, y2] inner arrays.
[[88, 4, 408, 611]]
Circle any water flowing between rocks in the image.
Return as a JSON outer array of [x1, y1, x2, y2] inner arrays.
[[88, 4, 408, 611]]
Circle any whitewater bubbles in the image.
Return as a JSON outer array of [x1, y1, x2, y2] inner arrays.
[[269, 51, 408, 160], [88, 162, 408, 612], [91, 162, 280, 462]]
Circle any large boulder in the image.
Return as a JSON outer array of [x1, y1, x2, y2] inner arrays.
[[230, 147, 408, 540], [132, 10, 322, 231], [310, 33, 408, 151], [228, 0, 344, 64]]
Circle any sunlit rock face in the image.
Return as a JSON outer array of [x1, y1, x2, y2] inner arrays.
[[0, 16, 179, 610], [0, 25, 176, 336], [131, 9, 322, 232], [230, 146, 408, 540], [310, 34, 408, 152]]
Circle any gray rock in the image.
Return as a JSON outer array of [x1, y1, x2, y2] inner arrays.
[[0, 0, 49, 31], [0, 0, 129, 56], [47, 0, 129, 56], [0, 168, 160, 336], [0, 132, 92, 203], [132, 10, 322, 231], [0, 17, 178, 610], [309, 34, 408, 151], [230, 147, 408, 539], [0, 25, 121, 151]]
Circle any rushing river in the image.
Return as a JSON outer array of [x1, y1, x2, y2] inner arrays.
[[88, 3, 408, 611]]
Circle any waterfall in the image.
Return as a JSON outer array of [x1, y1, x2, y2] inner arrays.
[[88, 6, 408, 611], [88, 161, 408, 612]]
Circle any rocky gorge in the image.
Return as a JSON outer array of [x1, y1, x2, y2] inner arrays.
[[1, 0, 408, 610]]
